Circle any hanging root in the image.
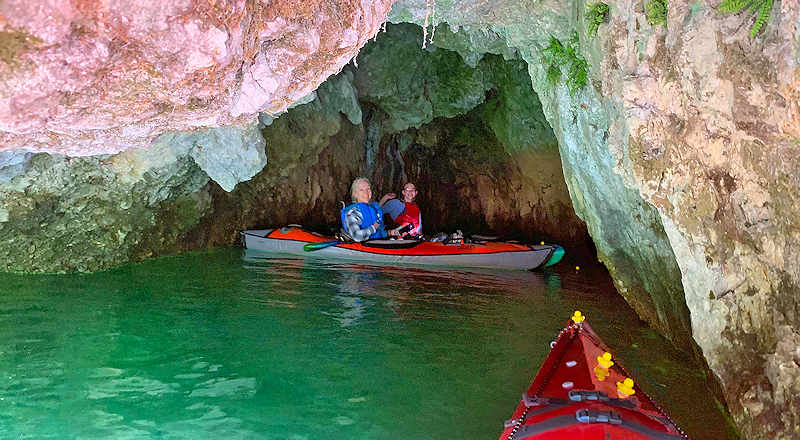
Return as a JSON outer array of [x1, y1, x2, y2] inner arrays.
[[422, 0, 431, 48], [421, 0, 437, 48], [428, 2, 437, 46]]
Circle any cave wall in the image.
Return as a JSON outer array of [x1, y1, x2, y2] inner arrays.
[[0, 72, 364, 272], [395, 113, 585, 247], [0, 137, 213, 272], [187, 72, 368, 247], [388, 0, 799, 437], [194, 23, 590, 251]]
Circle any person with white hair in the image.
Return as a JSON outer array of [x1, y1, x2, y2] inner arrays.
[[340, 177, 387, 242]]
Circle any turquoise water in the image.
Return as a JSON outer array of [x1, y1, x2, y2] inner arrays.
[[0, 249, 735, 439]]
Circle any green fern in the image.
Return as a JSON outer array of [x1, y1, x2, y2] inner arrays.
[[567, 58, 589, 92], [718, 0, 774, 38], [542, 33, 589, 95], [585, 2, 610, 38], [645, 0, 668, 26], [718, 0, 748, 12], [752, 0, 773, 38], [546, 64, 562, 85]]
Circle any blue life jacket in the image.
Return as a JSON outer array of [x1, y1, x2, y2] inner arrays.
[[340, 202, 386, 239]]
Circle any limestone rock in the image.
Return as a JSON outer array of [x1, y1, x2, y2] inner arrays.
[[0, 151, 33, 184], [0, 0, 393, 155], [155, 122, 267, 192], [317, 70, 363, 125], [0, 145, 210, 272], [430, 24, 519, 68], [354, 23, 495, 132], [0, 68, 364, 273], [186, 70, 367, 247]]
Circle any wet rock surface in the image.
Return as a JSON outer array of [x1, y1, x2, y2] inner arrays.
[[0, 146, 211, 272]]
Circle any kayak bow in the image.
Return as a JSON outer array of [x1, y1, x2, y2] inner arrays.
[[499, 312, 688, 440]]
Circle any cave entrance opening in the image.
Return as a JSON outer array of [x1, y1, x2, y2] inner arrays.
[[228, 23, 595, 261]]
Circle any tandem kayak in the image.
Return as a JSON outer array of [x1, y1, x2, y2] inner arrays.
[[499, 312, 688, 440], [240, 226, 564, 270]]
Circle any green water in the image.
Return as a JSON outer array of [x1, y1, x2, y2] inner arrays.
[[0, 249, 735, 439]]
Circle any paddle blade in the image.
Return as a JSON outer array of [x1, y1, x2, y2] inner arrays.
[[303, 240, 340, 252], [544, 245, 565, 267]]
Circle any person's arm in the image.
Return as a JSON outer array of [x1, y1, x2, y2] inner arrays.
[[387, 225, 403, 237], [344, 207, 377, 242], [379, 193, 396, 206], [388, 223, 413, 237]]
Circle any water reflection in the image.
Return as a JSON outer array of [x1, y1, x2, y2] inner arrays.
[[332, 269, 376, 327], [0, 249, 736, 440]]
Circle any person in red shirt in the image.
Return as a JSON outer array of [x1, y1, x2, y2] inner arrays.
[[380, 182, 422, 238]]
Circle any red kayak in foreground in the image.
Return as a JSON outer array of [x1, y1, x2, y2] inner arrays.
[[499, 312, 688, 440]]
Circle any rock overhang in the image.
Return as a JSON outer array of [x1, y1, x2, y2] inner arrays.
[[0, 0, 394, 157]]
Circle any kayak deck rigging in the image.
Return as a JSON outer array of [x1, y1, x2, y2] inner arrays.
[[499, 313, 688, 440], [241, 226, 565, 270]]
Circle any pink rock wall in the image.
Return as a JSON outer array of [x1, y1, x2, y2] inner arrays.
[[0, 0, 394, 155]]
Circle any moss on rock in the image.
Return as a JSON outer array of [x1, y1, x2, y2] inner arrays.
[[354, 23, 495, 132]]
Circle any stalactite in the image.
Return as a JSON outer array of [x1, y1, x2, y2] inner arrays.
[[421, 0, 437, 49]]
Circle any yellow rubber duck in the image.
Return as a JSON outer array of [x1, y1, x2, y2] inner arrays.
[[617, 377, 636, 397], [597, 352, 614, 369], [571, 310, 585, 324], [594, 365, 610, 381]]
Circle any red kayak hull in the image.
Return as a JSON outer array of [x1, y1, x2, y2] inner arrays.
[[499, 320, 688, 440], [241, 227, 560, 270]]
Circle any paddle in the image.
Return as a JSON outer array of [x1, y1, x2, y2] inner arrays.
[[305, 223, 413, 252], [303, 240, 340, 252]]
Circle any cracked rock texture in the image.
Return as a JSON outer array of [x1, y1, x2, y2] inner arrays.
[[0, 0, 393, 155], [0, 144, 212, 272]]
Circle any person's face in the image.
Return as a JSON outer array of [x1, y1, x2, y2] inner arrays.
[[402, 184, 417, 202], [356, 181, 372, 203]]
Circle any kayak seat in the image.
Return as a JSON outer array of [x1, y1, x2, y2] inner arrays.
[[360, 239, 421, 249]]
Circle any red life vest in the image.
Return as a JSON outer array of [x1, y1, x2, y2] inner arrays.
[[395, 202, 421, 234]]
